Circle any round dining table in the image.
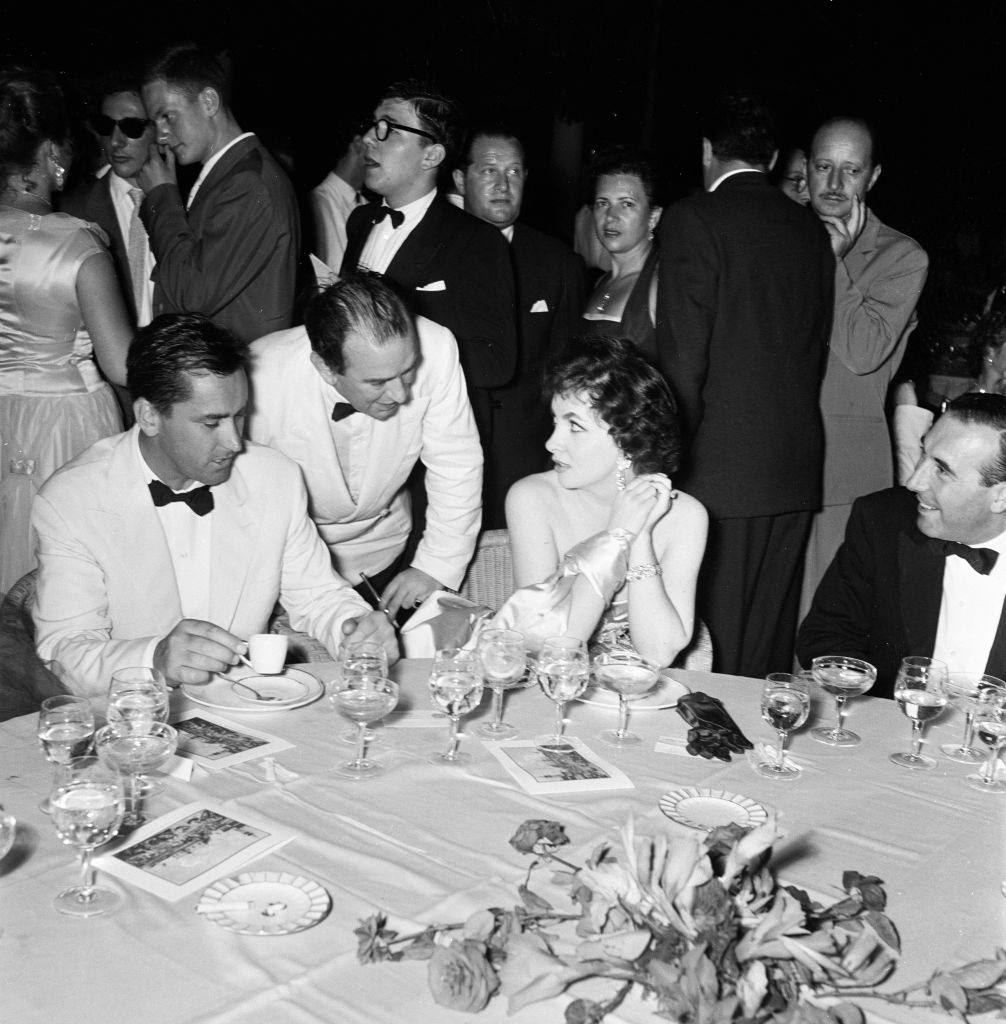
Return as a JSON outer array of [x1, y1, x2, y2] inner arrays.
[[0, 660, 1000, 1024]]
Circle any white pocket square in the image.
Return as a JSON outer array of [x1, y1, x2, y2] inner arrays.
[[417, 280, 447, 292], [530, 299, 549, 313]]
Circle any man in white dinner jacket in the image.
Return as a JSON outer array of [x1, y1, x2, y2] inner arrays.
[[248, 273, 483, 618], [32, 313, 396, 698]]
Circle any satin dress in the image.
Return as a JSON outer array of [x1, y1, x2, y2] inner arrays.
[[0, 207, 122, 593]]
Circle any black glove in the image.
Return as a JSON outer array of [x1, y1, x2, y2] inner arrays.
[[675, 691, 753, 762]]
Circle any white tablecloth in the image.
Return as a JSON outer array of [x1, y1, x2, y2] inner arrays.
[[1, 662, 1002, 1024]]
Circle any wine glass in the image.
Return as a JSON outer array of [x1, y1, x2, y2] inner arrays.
[[477, 629, 527, 739], [107, 667, 170, 796], [428, 648, 484, 765], [332, 675, 399, 779], [335, 640, 390, 745], [0, 805, 16, 861], [593, 650, 659, 747], [809, 655, 877, 746], [49, 756, 124, 917], [940, 673, 1005, 764], [890, 656, 949, 770], [95, 721, 177, 830], [536, 636, 589, 749], [966, 685, 1006, 793], [755, 673, 811, 780], [36, 695, 95, 814]]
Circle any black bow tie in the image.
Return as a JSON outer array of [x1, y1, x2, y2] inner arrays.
[[148, 479, 214, 516], [372, 205, 404, 229], [933, 538, 999, 575], [331, 402, 357, 422]]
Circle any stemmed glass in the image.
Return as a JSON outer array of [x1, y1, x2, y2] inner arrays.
[[477, 629, 527, 739], [940, 673, 1004, 764], [107, 667, 170, 796], [95, 721, 177, 830], [536, 636, 589, 749], [810, 655, 877, 746], [332, 675, 399, 779], [890, 656, 949, 770], [966, 685, 1006, 793], [36, 695, 95, 814], [755, 673, 811, 780], [593, 650, 659, 747], [428, 648, 483, 765], [49, 756, 124, 917], [335, 640, 390, 745]]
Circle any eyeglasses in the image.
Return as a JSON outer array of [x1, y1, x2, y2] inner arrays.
[[92, 115, 152, 140], [361, 118, 438, 144]]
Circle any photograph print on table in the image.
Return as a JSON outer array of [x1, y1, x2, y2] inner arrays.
[[171, 709, 293, 770], [484, 737, 634, 794]]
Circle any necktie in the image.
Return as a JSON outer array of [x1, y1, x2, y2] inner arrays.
[[933, 538, 999, 575], [372, 205, 404, 229], [126, 187, 148, 315], [148, 479, 215, 516], [331, 402, 357, 422]]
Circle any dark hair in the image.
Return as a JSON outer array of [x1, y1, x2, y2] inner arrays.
[[543, 337, 682, 474], [304, 273, 413, 374], [127, 313, 248, 412], [944, 392, 1006, 486], [976, 307, 1006, 353], [143, 43, 233, 106], [380, 79, 462, 167], [458, 124, 525, 170], [0, 67, 71, 183], [811, 115, 880, 168], [703, 92, 776, 168], [91, 67, 145, 110], [588, 146, 660, 207]]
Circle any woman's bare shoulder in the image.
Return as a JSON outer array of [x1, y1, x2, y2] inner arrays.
[[506, 471, 561, 514], [654, 489, 708, 541]]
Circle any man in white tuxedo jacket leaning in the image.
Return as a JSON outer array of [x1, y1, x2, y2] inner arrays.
[[33, 313, 396, 697], [248, 273, 482, 617]]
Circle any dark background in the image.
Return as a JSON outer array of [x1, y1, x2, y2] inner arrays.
[[3, 0, 1002, 266]]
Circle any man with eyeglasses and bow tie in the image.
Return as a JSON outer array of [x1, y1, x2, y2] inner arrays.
[[341, 80, 516, 458], [248, 274, 482, 619], [31, 313, 396, 698], [798, 393, 1006, 698]]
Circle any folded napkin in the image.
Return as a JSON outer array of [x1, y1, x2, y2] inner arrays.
[[675, 692, 753, 762], [748, 742, 802, 775], [401, 592, 492, 657]]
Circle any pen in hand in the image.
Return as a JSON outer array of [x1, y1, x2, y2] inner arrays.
[[358, 571, 397, 628]]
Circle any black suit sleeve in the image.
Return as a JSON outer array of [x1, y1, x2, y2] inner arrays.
[[550, 250, 588, 359]]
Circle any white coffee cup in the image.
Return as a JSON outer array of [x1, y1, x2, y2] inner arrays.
[[247, 634, 288, 674]]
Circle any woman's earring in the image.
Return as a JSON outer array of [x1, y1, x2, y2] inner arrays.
[[615, 455, 631, 491], [53, 162, 66, 190]]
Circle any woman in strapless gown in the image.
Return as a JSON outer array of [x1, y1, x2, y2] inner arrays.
[[498, 337, 707, 668], [580, 150, 662, 363], [0, 68, 133, 592]]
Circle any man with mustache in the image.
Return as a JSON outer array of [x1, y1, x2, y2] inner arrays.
[[800, 116, 928, 615]]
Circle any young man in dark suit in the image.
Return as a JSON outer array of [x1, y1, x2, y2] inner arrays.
[[799, 393, 1006, 698], [656, 93, 835, 679], [453, 127, 586, 527]]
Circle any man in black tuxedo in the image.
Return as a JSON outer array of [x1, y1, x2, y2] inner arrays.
[[341, 81, 516, 454], [453, 127, 586, 527], [798, 394, 1006, 699], [656, 93, 835, 678]]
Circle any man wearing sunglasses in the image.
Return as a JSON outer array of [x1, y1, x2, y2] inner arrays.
[[341, 80, 516, 510], [136, 43, 299, 345]]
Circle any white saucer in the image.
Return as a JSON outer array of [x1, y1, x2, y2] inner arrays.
[[182, 667, 322, 713], [578, 671, 690, 711], [197, 871, 331, 935], [231, 675, 310, 706], [659, 787, 768, 831]]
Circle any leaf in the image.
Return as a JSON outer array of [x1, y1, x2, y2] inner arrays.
[[575, 928, 651, 963], [864, 910, 900, 954], [928, 972, 969, 1012], [462, 909, 496, 942], [498, 934, 596, 1014], [951, 955, 1006, 989], [965, 989, 1006, 1014], [399, 929, 437, 961], [828, 1003, 867, 1024], [518, 884, 553, 914]]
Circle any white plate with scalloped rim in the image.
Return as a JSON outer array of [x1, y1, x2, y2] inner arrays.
[[197, 871, 331, 935], [182, 667, 322, 713], [659, 787, 768, 831]]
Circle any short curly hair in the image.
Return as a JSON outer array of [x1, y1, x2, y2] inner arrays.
[[543, 337, 682, 475]]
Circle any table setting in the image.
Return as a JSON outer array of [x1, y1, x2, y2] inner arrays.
[[1, 644, 1003, 1024]]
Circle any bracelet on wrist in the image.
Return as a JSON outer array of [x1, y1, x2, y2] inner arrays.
[[625, 562, 662, 583]]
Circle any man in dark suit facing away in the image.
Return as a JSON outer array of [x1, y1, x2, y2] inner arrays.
[[655, 92, 835, 678]]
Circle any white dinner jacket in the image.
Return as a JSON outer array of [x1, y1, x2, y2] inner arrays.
[[32, 428, 369, 697], [247, 316, 482, 588]]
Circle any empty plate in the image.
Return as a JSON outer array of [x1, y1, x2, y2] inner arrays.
[[196, 871, 331, 935], [579, 671, 690, 711], [659, 787, 768, 831], [182, 667, 322, 713]]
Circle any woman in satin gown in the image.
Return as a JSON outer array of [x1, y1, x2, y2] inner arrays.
[[0, 68, 133, 592], [501, 338, 707, 668]]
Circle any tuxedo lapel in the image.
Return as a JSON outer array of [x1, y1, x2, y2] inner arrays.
[[985, 596, 1006, 679], [208, 460, 261, 630], [898, 529, 943, 658], [385, 198, 449, 287], [188, 136, 259, 217], [342, 204, 373, 274]]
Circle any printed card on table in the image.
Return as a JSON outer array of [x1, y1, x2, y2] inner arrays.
[[484, 737, 634, 794], [96, 801, 294, 901], [170, 709, 292, 770]]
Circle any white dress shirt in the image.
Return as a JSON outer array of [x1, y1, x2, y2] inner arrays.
[[932, 528, 1006, 674], [358, 189, 437, 274], [247, 316, 482, 587], [103, 167, 156, 325], [187, 132, 255, 210], [310, 171, 367, 270], [707, 167, 764, 193]]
